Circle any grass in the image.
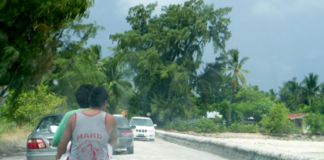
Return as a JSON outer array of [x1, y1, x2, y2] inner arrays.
[[0, 125, 33, 156]]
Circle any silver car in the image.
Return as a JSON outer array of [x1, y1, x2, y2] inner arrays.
[[26, 113, 64, 160]]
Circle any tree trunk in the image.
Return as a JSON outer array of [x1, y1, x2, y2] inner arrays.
[[228, 87, 234, 127]]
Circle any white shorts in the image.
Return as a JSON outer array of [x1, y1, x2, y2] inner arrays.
[[60, 142, 113, 160]]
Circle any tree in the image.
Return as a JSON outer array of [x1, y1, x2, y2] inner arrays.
[[303, 73, 320, 106], [42, 44, 106, 109], [278, 82, 294, 109], [223, 49, 250, 126], [269, 88, 277, 101], [305, 112, 324, 134], [0, 0, 96, 102], [98, 57, 133, 114], [287, 77, 303, 111], [110, 0, 232, 125], [232, 85, 273, 123], [195, 53, 227, 115], [259, 103, 294, 134]]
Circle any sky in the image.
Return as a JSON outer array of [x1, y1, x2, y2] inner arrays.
[[83, 0, 324, 92]]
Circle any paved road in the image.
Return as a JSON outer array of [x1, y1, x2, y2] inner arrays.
[[113, 138, 228, 160], [1, 138, 228, 160]]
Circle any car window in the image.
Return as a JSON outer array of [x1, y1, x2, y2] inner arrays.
[[37, 115, 63, 132], [130, 119, 153, 127], [115, 116, 130, 128]]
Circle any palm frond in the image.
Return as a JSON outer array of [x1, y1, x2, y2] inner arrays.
[[238, 72, 247, 86]]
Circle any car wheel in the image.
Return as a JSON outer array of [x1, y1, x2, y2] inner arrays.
[[127, 146, 134, 154], [150, 139, 155, 142]]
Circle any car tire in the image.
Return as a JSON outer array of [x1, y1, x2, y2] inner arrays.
[[127, 146, 134, 154], [150, 139, 155, 142]]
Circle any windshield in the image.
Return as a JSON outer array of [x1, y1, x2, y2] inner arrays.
[[115, 116, 130, 128], [37, 115, 63, 132], [130, 119, 153, 127], [3, 1, 324, 159]]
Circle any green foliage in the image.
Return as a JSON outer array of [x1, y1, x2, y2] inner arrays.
[[163, 121, 173, 130], [305, 112, 324, 134], [0, 0, 97, 101], [3, 85, 66, 126], [196, 53, 228, 114], [278, 73, 321, 112], [194, 118, 217, 133], [228, 123, 258, 133], [259, 103, 294, 134], [98, 57, 134, 114], [173, 121, 193, 131], [212, 100, 230, 122], [232, 86, 274, 122]]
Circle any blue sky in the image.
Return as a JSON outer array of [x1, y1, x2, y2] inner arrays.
[[83, 0, 324, 92]]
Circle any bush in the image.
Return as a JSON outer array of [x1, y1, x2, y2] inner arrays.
[[215, 124, 227, 133], [259, 103, 294, 134], [194, 118, 217, 133], [3, 85, 66, 126], [173, 120, 193, 131], [305, 112, 324, 134], [229, 123, 258, 133], [163, 121, 173, 130]]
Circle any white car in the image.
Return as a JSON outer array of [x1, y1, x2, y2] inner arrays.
[[130, 117, 157, 141]]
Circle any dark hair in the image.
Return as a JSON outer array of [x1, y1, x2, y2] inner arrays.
[[89, 86, 108, 108], [75, 84, 95, 108]]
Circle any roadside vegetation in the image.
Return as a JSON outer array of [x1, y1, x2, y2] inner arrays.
[[1, 0, 324, 155]]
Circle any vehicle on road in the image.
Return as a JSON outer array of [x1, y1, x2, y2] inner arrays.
[[26, 113, 64, 160], [113, 114, 135, 154], [130, 117, 157, 141]]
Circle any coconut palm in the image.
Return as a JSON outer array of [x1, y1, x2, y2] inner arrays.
[[287, 77, 303, 110], [269, 88, 277, 101], [98, 57, 133, 114], [223, 49, 250, 126], [302, 73, 320, 106]]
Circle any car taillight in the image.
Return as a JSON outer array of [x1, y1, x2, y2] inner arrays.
[[121, 130, 132, 136], [27, 139, 46, 149]]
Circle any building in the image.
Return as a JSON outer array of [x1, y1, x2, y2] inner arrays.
[[288, 113, 309, 133]]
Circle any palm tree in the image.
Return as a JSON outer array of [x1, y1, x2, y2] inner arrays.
[[98, 57, 133, 114], [319, 83, 324, 95], [269, 88, 277, 101], [223, 49, 250, 126], [287, 77, 303, 110], [302, 73, 320, 106], [90, 45, 102, 62]]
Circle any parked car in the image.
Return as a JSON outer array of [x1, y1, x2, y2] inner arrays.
[[113, 114, 135, 154], [130, 117, 157, 141], [26, 113, 64, 160]]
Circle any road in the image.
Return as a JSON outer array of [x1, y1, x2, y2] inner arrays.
[[1, 138, 228, 160]]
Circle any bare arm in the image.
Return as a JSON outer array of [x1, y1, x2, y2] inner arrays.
[[106, 114, 118, 148], [56, 114, 74, 160]]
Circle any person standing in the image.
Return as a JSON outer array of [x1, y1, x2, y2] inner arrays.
[[56, 86, 118, 160]]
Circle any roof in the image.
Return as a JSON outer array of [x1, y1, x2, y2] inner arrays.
[[131, 117, 151, 120], [288, 113, 308, 120]]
